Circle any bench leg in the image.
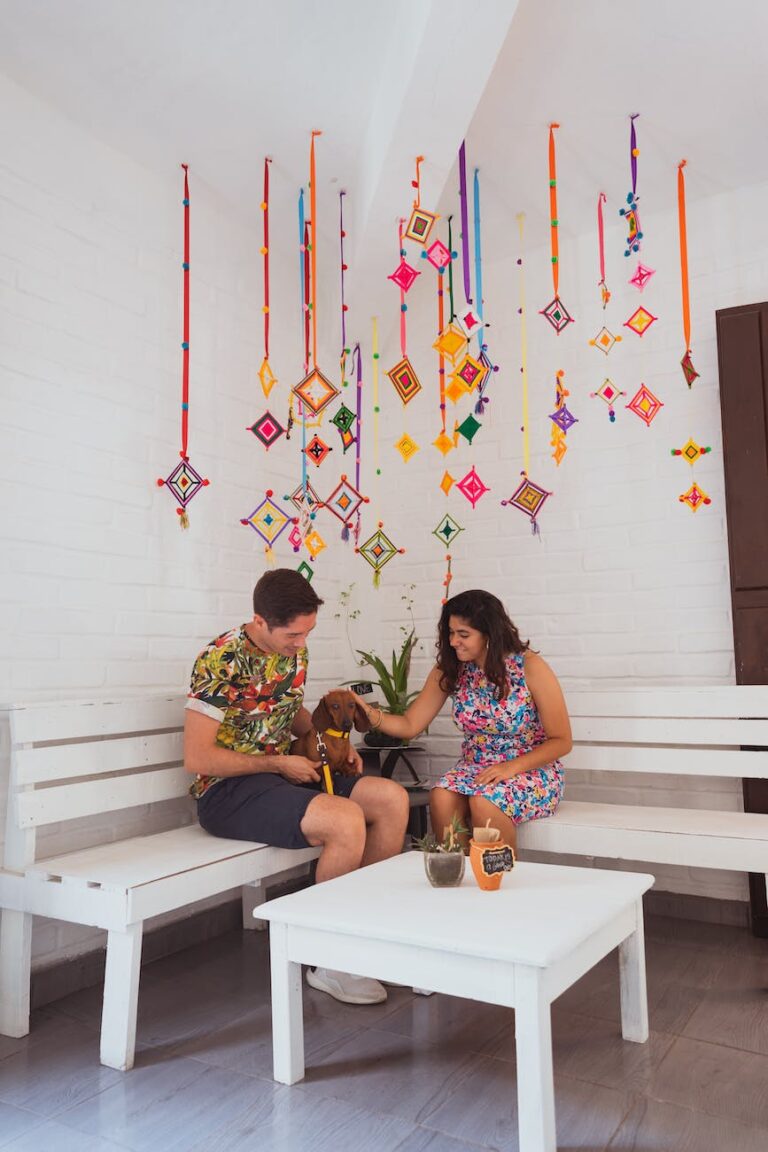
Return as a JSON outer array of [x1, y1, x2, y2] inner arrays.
[[0, 910, 32, 1037], [242, 882, 267, 931], [619, 898, 649, 1043], [514, 966, 556, 1152], [269, 922, 305, 1084], [100, 923, 143, 1071]]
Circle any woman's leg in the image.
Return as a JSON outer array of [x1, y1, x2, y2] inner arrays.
[[468, 794, 518, 853], [430, 787, 471, 849]]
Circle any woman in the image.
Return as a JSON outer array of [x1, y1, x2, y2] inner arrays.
[[361, 589, 571, 851]]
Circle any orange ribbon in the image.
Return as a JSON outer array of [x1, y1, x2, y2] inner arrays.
[[678, 159, 690, 353], [548, 124, 560, 296]]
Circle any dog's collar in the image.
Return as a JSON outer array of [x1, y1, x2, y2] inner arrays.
[[324, 728, 349, 739]]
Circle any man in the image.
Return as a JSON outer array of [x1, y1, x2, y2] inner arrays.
[[184, 568, 409, 1005]]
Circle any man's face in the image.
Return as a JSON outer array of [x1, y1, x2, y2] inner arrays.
[[252, 612, 317, 657]]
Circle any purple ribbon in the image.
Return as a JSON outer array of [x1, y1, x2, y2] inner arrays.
[[630, 114, 639, 194], [458, 140, 472, 304]]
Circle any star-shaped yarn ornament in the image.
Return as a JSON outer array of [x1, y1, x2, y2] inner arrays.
[[681, 350, 699, 388], [404, 206, 439, 245], [356, 522, 404, 587], [440, 471, 455, 496], [591, 379, 626, 423], [324, 474, 367, 529], [624, 307, 657, 337], [457, 412, 482, 445], [387, 357, 422, 405], [395, 433, 420, 462], [288, 481, 320, 514], [626, 384, 664, 427], [241, 492, 290, 553], [457, 466, 489, 509], [258, 358, 277, 398], [540, 295, 574, 334], [452, 353, 485, 393], [432, 430, 455, 456], [157, 456, 209, 527], [501, 476, 551, 534], [423, 239, 452, 270], [549, 405, 578, 434], [629, 262, 655, 291], [589, 327, 623, 355], [388, 259, 420, 293], [247, 410, 285, 450], [672, 438, 712, 466], [292, 367, 339, 415], [679, 483, 712, 512], [304, 434, 332, 467], [433, 513, 464, 549], [433, 323, 468, 364]]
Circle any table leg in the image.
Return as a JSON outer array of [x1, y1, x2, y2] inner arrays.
[[269, 923, 305, 1084], [619, 898, 649, 1043], [514, 967, 556, 1152]]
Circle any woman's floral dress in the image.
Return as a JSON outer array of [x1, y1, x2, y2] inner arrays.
[[436, 652, 564, 824]]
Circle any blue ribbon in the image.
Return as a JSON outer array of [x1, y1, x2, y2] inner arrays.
[[473, 168, 483, 353]]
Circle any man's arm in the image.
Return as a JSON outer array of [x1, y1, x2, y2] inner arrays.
[[290, 706, 314, 737], [184, 710, 321, 784]]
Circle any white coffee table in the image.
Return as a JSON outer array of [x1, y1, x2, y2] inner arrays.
[[258, 853, 653, 1152]]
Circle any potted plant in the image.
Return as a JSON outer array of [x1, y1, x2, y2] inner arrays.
[[413, 815, 467, 888]]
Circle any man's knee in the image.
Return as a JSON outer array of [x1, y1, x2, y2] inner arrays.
[[353, 776, 409, 821], [301, 794, 366, 847]]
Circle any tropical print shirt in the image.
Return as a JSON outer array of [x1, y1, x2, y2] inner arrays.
[[185, 625, 308, 799]]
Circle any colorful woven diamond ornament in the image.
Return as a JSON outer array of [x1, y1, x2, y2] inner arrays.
[[629, 262, 655, 291], [247, 410, 285, 450], [423, 239, 452, 270], [432, 430, 455, 456], [458, 307, 483, 338], [288, 523, 303, 553], [433, 323, 468, 365], [620, 191, 642, 257], [303, 528, 326, 559], [589, 326, 623, 355], [626, 383, 664, 426], [591, 378, 627, 423], [549, 369, 577, 466], [440, 471, 455, 496], [258, 358, 277, 398], [681, 351, 700, 388], [624, 306, 657, 337], [501, 476, 551, 535], [452, 353, 485, 392], [287, 481, 320, 514], [672, 437, 712, 465], [388, 259, 420, 292], [331, 403, 356, 453], [445, 376, 470, 404], [679, 483, 711, 512], [324, 474, 368, 541], [157, 456, 209, 528], [540, 295, 574, 334], [292, 366, 339, 415], [387, 357, 422, 404], [457, 465, 489, 509], [457, 412, 482, 445], [240, 490, 291, 563], [356, 521, 404, 588], [433, 513, 463, 548], [404, 206, 438, 245], [395, 433, 420, 462], [304, 434, 333, 467], [297, 560, 314, 581]]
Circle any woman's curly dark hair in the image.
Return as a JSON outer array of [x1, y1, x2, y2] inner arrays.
[[436, 589, 530, 700]]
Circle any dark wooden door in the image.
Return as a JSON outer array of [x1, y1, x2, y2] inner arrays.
[[716, 300, 768, 936]]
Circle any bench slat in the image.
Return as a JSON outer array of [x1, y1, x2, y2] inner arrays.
[[571, 715, 768, 746], [566, 744, 768, 779], [566, 686, 768, 719], [14, 732, 184, 785], [15, 767, 189, 829], [9, 696, 185, 745]]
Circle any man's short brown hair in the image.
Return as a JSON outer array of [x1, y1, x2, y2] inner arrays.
[[252, 569, 324, 628]]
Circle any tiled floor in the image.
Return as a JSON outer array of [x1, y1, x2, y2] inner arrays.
[[0, 913, 767, 1151]]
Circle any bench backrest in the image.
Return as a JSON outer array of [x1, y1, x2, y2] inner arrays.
[[565, 686, 768, 780], [3, 695, 187, 870]]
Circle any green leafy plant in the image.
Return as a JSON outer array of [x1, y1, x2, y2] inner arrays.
[[337, 583, 421, 716], [413, 814, 468, 854]]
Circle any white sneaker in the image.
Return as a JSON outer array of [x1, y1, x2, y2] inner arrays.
[[306, 966, 387, 1005]]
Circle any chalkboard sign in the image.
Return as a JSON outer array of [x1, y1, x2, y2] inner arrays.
[[349, 681, 373, 696], [481, 846, 515, 876]]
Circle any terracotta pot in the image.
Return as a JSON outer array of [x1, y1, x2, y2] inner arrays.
[[469, 839, 515, 891], [423, 851, 465, 888]]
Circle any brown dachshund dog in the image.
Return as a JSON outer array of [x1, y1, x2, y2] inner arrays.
[[291, 689, 371, 777]]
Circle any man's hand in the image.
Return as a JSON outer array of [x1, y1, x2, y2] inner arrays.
[[346, 743, 363, 776], [278, 755, 322, 784]]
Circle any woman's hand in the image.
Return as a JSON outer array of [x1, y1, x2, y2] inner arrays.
[[474, 761, 517, 786]]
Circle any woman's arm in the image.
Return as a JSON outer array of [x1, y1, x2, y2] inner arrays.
[[475, 652, 572, 785], [362, 666, 449, 741]]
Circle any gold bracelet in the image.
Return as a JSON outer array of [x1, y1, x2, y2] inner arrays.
[[369, 705, 384, 731]]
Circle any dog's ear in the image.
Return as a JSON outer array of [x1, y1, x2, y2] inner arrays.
[[353, 697, 371, 732], [311, 697, 331, 729]]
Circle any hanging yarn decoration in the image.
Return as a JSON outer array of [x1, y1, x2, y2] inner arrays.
[[258, 158, 277, 398], [590, 379, 626, 423], [629, 263, 655, 291], [433, 514, 462, 607], [241, 489, 294, 565], [624, 306, 657, 337], [356, 521, 404, 588], [352, 342, 364, 543], [540, 124, 573, 333], [247, 410, 285, 450], [626, 383, 664, 426], [323, 474, 368, 541], [404, 155, 439, 244], [589, 326, 623, 355], [156, 164, 209, 528], [471, 166, 498, 417], [677, 160, 699, 388], [549, 370, 577, 466], [386, 219, 422, 405], [457, 465, 489, 509], [458, 141, 472, 304], [431, 240, 451, 456], [336, 188, 354, 451], [672, 438, 712, 511], [620, 114, 643, 256], [597, 192, 610, 308]]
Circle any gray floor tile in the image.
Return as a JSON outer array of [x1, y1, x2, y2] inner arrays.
[[646, 1035, 768, 1129], [0, 1120, 127, 1152], [0, 1017, 122, 1117], [681, 950, 768, 1057], [608, 1096, 768, 1152], [0, 1103, 48, 1150], [393, 1129, 492, 1152], [375, 991, 514, 1056]]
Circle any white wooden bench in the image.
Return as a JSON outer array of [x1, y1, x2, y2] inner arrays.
[[0, 695, 320, 1071], [519, 686, 768, 890]]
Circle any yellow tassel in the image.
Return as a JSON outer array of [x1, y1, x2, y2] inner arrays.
[[373, 569, 381, 589], [265, 545, 276, 567], [179, 510, 189, 530]]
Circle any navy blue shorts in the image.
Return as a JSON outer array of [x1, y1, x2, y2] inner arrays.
[[196, 772, 361, 850]]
